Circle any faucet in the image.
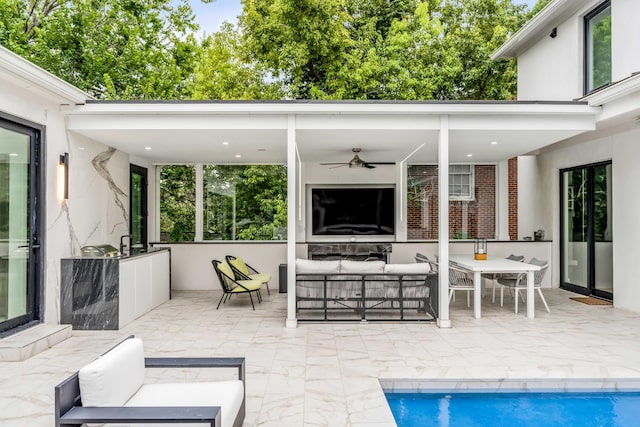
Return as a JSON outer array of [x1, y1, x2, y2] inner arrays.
[[119, 234, 132, 256]]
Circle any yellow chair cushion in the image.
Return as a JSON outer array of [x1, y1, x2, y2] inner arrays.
[[217, 261, 237, 289], [249, 273, 271, 283], [230, 258, 250, 276], [231, 280, 263, 292]]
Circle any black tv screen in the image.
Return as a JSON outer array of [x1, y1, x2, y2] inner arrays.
[[311, 187, 395, 236]]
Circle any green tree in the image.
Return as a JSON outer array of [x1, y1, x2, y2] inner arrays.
[[160, 165, 196, 242], [238, 0, 528, 100], [191, 22, 284, 100], [0, 0, 200, 99]]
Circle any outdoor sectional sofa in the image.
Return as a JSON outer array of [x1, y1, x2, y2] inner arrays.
[[295, 258, 438, 321]]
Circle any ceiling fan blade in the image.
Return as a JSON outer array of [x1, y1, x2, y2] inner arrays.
[[363, 163, 376, 169], [367, 162, 396, 165], [320, 162, 349, 166], [330, 164, 349, 169]]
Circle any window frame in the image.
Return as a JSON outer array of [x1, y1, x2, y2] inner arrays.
[[448, 164, 475, 201], [584, 0, 612, 94]]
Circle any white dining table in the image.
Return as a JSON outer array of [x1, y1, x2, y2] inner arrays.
[[449, 255, 542, 319]]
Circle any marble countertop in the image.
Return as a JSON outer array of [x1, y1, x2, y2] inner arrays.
[[63, 246, 170, 260]]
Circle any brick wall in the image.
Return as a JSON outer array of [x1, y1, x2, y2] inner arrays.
[[508, 157, 518, 240], [407, 164, 496, 240]]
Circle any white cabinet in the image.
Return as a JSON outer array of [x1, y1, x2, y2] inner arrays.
[[118, 249, 171, 328]]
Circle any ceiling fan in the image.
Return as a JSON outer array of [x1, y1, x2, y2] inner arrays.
[[320, 148, 395, 169]]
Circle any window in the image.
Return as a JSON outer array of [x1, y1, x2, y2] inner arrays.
[[585, 1, 611, 93], [407, 164, 495, 240], [159, 165, 196, 242], [159, 164, 287, 242], [203, 165, 287, 241], [448, 164, 474, 201]]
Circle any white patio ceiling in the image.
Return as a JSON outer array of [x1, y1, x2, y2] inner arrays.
[[65, 101, 598, 164]]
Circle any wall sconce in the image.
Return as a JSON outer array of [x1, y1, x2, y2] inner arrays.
[[57, 152, 69, 201], [549, 27, 557, 38]]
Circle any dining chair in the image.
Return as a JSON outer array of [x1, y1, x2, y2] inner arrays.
[[497, 257, 550, 314], [448, 264, 475, 308], [482, 254, 525, 303]]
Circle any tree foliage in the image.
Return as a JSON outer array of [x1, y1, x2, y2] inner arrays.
[[237, 0, 529, 100], [0, 0, 201, 99]]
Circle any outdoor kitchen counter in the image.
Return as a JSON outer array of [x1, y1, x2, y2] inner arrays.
[[60, 248, 171, 330]]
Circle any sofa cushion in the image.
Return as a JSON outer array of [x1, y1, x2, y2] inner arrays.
[[79, 338, 146, 407], [340, 260, 385, 274], [384, 263, 430, 274], [120, 380, 244, 427], [296, 258, 341, 274]]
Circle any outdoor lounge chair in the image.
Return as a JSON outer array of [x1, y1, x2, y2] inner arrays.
[[54, 335, 245, 427], [212, 259, 263, 310], [226, 255, 272, 295], [497, 257, 550, 314]]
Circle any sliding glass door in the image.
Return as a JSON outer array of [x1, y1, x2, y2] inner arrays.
[[560, 162, 612, 299], [0, 116, 42, 334]]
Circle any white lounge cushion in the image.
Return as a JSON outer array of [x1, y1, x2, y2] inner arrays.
[[384, 263, 430, 274], [340, 260, 385, 274], [79, 338, 146, 408], [117, 380, 244, 427], [296, 258, 341, 274]]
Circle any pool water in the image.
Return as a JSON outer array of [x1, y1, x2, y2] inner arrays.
[[385, 392, 640, 427]]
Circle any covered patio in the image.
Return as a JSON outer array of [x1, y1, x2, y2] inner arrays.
[[65, 100, 598, 327], [1, 287, 638, 426]]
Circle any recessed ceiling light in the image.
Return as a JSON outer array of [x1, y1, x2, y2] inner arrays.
[[78, 147, 85, 150], [144, 146, 151, 150], [9, 153, 18, 157], [235, 154, 241, 158], [467, 154, 473, 157], [490, 141, 498, 145], [257, 148, 266, 152], [222, 141, 229, 146]]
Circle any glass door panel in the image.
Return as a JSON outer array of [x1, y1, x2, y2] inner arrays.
[[593, 164, 613, 295], [561, 162, 613, 299], [562, 168, 588, 289], [0, 127, 30, 325], [130, 165, 148, 251]]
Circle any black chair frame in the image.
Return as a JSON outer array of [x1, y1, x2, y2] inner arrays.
[[212, 259, 263, 310], [225, 255, 271, 295]]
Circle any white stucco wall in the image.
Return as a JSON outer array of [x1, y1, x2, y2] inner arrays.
[[518, 0, 638, 101], [537, 125, 640, 311], [517, 14, 582, 101], [517, 155, 541, 240], [611, 0, 640, 83]]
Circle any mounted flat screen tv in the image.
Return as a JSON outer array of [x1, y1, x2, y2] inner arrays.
[[311, 187, 395, 236]]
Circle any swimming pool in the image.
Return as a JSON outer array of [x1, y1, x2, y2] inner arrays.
[[381, 379, 640, 427], [385, 391, 640, 427]]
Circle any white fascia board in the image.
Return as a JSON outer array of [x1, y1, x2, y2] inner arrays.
[[581, 73, 640, 106], [0, 45, 92, 104], [68, 100, 596, 117], [492, 0, 587, 60]]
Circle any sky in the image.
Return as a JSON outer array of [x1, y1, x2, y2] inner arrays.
[[183, 0, 539, 36]]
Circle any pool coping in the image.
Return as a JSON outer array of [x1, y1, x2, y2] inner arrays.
[[380, 378, 640, 394]]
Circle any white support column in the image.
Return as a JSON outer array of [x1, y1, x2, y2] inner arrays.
[[286, 114, 298, 328], [437, 115, 451, 328], [194, 163, 203, 241]]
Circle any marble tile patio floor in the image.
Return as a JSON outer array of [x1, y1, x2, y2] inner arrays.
[[2, 288, 640, 426]]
